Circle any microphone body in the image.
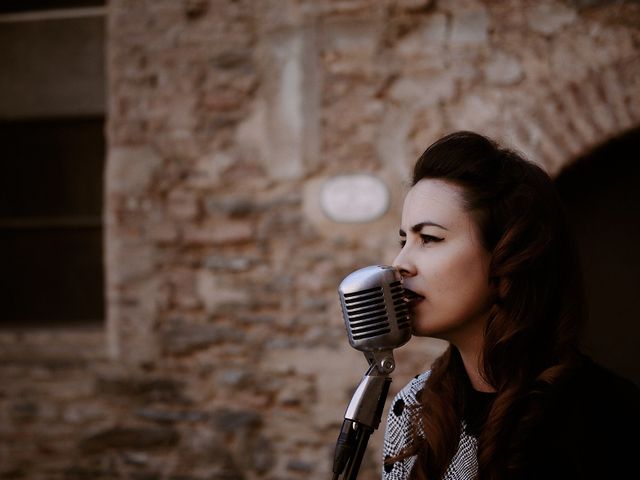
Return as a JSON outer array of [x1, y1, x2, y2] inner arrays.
[[333, 265, 412, 479]]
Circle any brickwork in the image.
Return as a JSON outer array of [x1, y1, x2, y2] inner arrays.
[[1, 1, 639, 479]]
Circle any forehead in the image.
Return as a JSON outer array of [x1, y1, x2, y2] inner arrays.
[[402, 179, 468, 227]]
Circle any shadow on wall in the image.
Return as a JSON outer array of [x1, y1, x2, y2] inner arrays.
[[555, 127, 640, 387]]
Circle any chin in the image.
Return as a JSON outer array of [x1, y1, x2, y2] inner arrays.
[[410, 315, 440, 338], [410, 312, 455, 341]]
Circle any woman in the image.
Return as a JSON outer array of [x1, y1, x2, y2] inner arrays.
[[383, 131, 638, 479]]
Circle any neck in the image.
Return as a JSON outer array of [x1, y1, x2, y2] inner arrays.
[[452, 323, 495, 393], [458, 346, 495, 392]]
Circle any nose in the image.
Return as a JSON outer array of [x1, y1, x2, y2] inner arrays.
[[392, 246, 416, 278]]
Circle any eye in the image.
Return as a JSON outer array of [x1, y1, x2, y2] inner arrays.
[[420, 234, 443, 245]]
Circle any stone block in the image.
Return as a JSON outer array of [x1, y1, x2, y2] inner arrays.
[[601, 65, 634, 130], [580, 74, 618, 135], [197, 270, 251, 312], [447, 91, 501, 131], [217, 368, 253, 388], [484, 51, 524, 85], [79, 426, 179, 453], [277, 378, 315, 407], [408, 106, 446, 159], [105, 237, 156, 285], [48, 378, 94, 401], [244, 433, 276, 473], [211, 49, 254, 71], [204, 197, 259, 217], [166, 268, 198, 304], [147, 221, 180, 243], [526, 2, 577, 35], [62, 403, 106, 424], [183, 219, 253, 246], [287, 459, 314, 473], [202, 88, 246, 112], [183, 0, 209, 20], [135, 408, 208, 424], [9, 400, 38, 422], [548, 34, 591, 83], [263, 346, 365, 430], [107, 146, 163, 195], [95, 376, 186, 403], [203, 255, 255, 272], [322, 19, 381, 57], [62, 466, 114, 479], [396, 13, 447, 56], [167, 189, 199, 221], [389, 73, 456, 108], [395, 0, 434, 12], [185, 151, 235, 189], [300, 298, 329, 312], [236, 26, 320, 181], [450, 8, 489, 46], [212, 408, 261, 433], [161, 322, 244, 355], [318, 0, 386, 17]]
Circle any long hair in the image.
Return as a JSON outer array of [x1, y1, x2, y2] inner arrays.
[[398, 131, 586, 479]]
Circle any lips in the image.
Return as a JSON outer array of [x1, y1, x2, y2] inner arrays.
[[404, 288, 425, 308]]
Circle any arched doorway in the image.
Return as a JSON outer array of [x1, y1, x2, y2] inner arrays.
[[555, 127, 640, 386]]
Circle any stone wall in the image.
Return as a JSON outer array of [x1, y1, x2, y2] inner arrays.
[[1, 1, 640, 479]]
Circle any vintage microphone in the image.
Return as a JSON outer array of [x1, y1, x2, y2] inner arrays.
[[332, 265, 412, 480]]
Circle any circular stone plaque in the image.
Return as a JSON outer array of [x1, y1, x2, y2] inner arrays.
[[320, 174, 390, 223]]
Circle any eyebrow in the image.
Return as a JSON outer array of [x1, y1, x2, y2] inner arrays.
[[399, 221, 448, 236]]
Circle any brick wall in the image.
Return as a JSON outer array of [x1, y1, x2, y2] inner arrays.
[[1, 1, 639, 479]]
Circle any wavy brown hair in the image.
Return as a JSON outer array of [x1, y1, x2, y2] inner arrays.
[[394, 131, 586, 479]]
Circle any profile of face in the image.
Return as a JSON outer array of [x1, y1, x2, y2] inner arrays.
[[393, 179, 496, 346]]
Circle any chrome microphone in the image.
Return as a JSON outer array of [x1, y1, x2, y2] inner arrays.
[[338, 265, 412, 355], [332, 265, 412, 479]]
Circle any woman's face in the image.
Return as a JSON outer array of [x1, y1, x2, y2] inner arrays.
[[393, 178, 495, 346]]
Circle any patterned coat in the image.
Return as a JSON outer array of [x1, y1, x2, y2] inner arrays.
[[382, 372, 478, 480]]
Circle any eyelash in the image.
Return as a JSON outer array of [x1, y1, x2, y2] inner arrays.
[[399, 234, 443, 248]]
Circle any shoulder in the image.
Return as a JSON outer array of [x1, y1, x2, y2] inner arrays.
[[523, 358, 639, 477], [388, 371, 431, 435], [382, 371, 430, 479], [555, 358, 639, 417], [563, 359, 639, 438], [394, 371, 431, 411]]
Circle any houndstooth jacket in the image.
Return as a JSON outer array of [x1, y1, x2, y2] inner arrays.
[[382, 372, 478, 480]]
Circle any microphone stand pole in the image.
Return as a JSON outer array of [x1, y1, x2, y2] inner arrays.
[[332, 350, 395, 480]]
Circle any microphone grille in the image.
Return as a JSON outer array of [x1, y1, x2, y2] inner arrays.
[[342, 285, 390, 340], [339, 266, 411, 351]]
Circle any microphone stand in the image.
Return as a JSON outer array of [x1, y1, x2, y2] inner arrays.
[[332, 349, 396, 480]]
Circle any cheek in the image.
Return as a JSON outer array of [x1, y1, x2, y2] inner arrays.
[[426, 243, 491, 300]]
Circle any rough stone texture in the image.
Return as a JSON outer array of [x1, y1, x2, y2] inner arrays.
[[80, 426, 180, 453], [1, 1, 640, 479]]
